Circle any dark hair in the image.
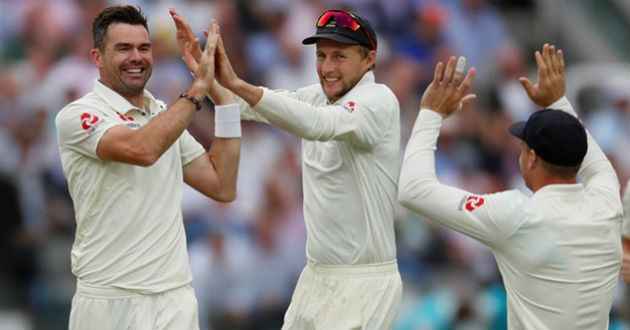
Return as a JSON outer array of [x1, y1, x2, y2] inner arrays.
[[357, 45, 376, 71], [92, 5, 148, 50], [540, 159, 581, 180]]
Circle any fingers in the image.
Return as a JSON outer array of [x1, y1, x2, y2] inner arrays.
[[203, 21, 219, 51], [452, 56, 466, 86], [443, 56, 456, 84], [458, 67, 476, 94], [216, 24, 229, 60], [534, 50, 546, 72], [519, 77, 535, 98], [543, 43, 554, 73], [461, 94, 477, 107], [557, 49, 565, 76], [183, 43, 199, 73], [433, 62, 444, 83]]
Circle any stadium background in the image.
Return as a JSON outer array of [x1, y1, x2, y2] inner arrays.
[[0, 0, 628, 329]]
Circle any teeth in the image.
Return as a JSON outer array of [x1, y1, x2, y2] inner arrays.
[[127, 68, 142, 73], [324, 77, 339, 82]]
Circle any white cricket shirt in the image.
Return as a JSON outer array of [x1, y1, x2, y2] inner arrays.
[[399, 96, 623, 330], [240, 71, 400, 264], [55, 81, 205, 294]]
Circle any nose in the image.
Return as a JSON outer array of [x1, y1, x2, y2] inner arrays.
[[321, 57, 336, 74], [129, 48, 142, 62]]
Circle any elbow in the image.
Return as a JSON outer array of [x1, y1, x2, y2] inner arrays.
[[134, 150, 160, 167], [127, 141, 161, 166], [397, 176, 434, 210], [397, 183, 415, 210], [213, 189, 237, 203]]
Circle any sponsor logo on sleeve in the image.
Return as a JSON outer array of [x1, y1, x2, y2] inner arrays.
[[464, 195, 485, 212], [342, 101, 356, 113], [80, 113, 100, 130]]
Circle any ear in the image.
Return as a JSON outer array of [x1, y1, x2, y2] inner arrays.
[[528, 149, 538, 170], [364, 49, 376, 69], [90, 48, 103, 69]]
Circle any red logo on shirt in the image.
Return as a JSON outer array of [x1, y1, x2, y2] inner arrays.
[[342, 101, 356, 113], [465, 195, 485, 211], [117, 112, 134, 121], [80, 113, 99, 130]]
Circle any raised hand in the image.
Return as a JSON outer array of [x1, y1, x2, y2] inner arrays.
[[169, 8, 202, 64], [213, 24, 240, 90], [420, 56, 476, 118], [519, 43, 565, 108], [190, 23, 220, 95]]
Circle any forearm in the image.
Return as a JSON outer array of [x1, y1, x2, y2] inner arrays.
[[228, 78, 263, 107], [207, 80, 235, 105], [135, 84, 205, 162], [206, 137, 240, 201], [398, 110, 464, 220], [549, 97, 619, 191]]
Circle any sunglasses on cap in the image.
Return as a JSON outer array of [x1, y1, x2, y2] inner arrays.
[[316, 10, 376, 51]]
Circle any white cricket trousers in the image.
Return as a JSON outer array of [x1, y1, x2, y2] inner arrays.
[[69, 281, 199, 330], [282, 259, 402, 330]]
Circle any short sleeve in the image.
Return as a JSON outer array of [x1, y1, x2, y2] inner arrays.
[[55, 104, 119, 159], [178, 129, 205, 166]]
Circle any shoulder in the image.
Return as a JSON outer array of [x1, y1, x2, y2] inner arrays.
[[56, 93, 106, 124], [347, 81, 399, 117], [485, 189, 532, 232], [55, 92, 114, 140], [294, 84, 325, 103], [487, 189, 529, 209]]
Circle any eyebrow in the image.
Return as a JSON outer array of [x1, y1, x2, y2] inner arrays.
[[113, 42, 152, 48]]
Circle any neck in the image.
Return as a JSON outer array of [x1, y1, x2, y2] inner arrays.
[[125, 93, 144, 108], [98, 79, 144, 108], [529, 176, 577, 193]]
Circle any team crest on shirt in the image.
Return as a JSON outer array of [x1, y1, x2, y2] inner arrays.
[[342, 101, 356, 113], [459, 195, 485, 212]]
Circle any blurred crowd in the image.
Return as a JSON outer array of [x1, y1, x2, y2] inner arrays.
[[0, 0, 628, 329]]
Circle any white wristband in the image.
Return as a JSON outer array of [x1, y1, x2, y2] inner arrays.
[[214, 103, 241, 138]]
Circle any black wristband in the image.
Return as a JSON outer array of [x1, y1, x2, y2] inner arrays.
[[179, 93, 202, 111]]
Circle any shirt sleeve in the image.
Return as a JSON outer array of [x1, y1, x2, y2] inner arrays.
[[55, 103, 119, 159], [247, 86, 396, 149], [549, 97, 620, 199], [622, 179, 630, 238], [398, 109, 526, 247], [178, 129, 206, 166]]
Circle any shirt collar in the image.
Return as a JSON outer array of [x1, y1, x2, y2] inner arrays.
[[532, 183, 584, 200], [92, 80, 157, 115], [329, 70, 375, 105]]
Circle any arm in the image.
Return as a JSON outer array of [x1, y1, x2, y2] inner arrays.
[[519, 44, 619, 194], [183, 127, 240, 202], [97, 24, 221, 166], [398, 57, 517, 246]]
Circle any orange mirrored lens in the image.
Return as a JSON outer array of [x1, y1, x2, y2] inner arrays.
[[316, 11, 360, 31]]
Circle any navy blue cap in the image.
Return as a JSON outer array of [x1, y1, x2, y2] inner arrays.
[[509, 109, 587, 167], [302, 10, 377, 51]]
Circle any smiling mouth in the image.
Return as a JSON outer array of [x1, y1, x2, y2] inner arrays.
[[123, 67, 145, 76], [323, 77, 340, 83]]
